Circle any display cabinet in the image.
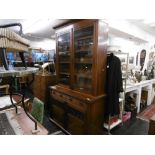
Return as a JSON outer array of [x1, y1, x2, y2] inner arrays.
[[57, 31, 72, 86], [50, 20, 108, 134]]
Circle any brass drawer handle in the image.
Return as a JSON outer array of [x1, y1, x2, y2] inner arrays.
[[86, 98, 91, 102]]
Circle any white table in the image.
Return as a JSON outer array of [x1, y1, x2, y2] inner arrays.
[[124, 79, 155, 113]]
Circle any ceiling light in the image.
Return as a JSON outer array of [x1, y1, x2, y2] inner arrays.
[[150, 23, 155, 27], [23, 19, 53, 34], [143, 19, 155, 24]]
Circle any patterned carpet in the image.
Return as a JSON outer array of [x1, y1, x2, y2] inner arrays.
[[0, 113, 15, 135], [137, 104, 155, 121]]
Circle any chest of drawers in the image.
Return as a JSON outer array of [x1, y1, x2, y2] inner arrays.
[[50, 85, 106, 134]]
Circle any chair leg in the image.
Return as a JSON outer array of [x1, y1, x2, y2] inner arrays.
[[19, 52, 27, 69], [0, 48, 9, 70]]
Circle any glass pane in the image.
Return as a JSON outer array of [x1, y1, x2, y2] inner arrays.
[[57, 32, 71, 85], [74, 26, 94, 93]]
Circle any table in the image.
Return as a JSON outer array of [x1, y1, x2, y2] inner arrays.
[[0, 67, 40, 131], [0, 107, 48, 135], [0, 67, 38, 77], [125, 79, 155, 113]]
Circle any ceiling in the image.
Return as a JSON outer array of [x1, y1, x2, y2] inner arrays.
[[128, 19, 155, 36], [109, 27, 147, 43], [1, 19, 155, 43], [0, 19, 68, 42]]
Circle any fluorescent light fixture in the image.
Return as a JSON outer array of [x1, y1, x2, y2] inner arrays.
[[143, 19, 155, 24], [23, 19, 53, 34], [150, 23, 155, 27]]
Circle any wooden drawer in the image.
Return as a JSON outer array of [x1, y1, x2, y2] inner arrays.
[[51, 90, 68, 102], [67, 98, 87, 113], [51, 90, 87, 113]]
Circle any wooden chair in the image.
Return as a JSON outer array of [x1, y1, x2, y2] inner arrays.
[[31, 97, 44, 124], [18, 76, 27, 90], [0, 84, 9, 94]]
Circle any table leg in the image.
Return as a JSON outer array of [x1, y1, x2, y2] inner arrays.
[[9, 76, 18, 114], [147, 86, 152, 106], [20, 74, 38, 131], [135, 88, 141, 113]]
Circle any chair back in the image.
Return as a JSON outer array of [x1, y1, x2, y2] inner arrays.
[[31, 97, 44, 124]]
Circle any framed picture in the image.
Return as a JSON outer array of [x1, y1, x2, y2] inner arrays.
[[129, 56, 134, 64], [120, 57, 126, 63]]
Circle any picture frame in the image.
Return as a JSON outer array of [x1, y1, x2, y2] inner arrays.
[[129, 56, 134, 64]]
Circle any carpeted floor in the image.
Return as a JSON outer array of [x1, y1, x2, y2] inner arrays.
[[43, 109, 61, 134], [0, 90, 152, 135], [137, 104, 155, 121], [109, 117, 149, 135], [0, 113, 16, 135]]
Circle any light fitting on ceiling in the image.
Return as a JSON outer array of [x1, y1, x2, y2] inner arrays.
[[143, 19, 155, 26], [23, 19, 54, 34]]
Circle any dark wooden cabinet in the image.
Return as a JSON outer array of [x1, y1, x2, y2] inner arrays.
[[50, 19, 108, 134], [148, 115, 155, 135]]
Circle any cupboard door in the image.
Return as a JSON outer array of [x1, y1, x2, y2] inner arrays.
[[51, 104, 65, 126], [73, 26, 94, 94], [67, 113, 85, 135], [57, 32, 72, 86]]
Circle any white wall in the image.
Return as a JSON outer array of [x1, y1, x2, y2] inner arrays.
[[107, 20, 155, 71], [30, 39, 56, 50], [107, 20, 155, 43]]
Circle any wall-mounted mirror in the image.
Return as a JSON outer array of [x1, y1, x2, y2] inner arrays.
[[140, 49, 146, 71]]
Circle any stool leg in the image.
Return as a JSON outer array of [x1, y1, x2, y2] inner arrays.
[[0, 48, 9, 70]]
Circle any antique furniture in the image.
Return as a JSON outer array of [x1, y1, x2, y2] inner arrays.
[[50, 19, 108, 134], [33, 73, 57, 104], [31, 97, 44, 124], [0, 23, 39, 133], [148, 114, 155, 135], [0, 84, 9, 94]]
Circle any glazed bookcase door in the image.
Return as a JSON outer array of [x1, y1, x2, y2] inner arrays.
[[57, 32, 71, 86], [73, 26, 94, 94]]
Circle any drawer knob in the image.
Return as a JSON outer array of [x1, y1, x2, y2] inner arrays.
[[86, 98, 91, 101]]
